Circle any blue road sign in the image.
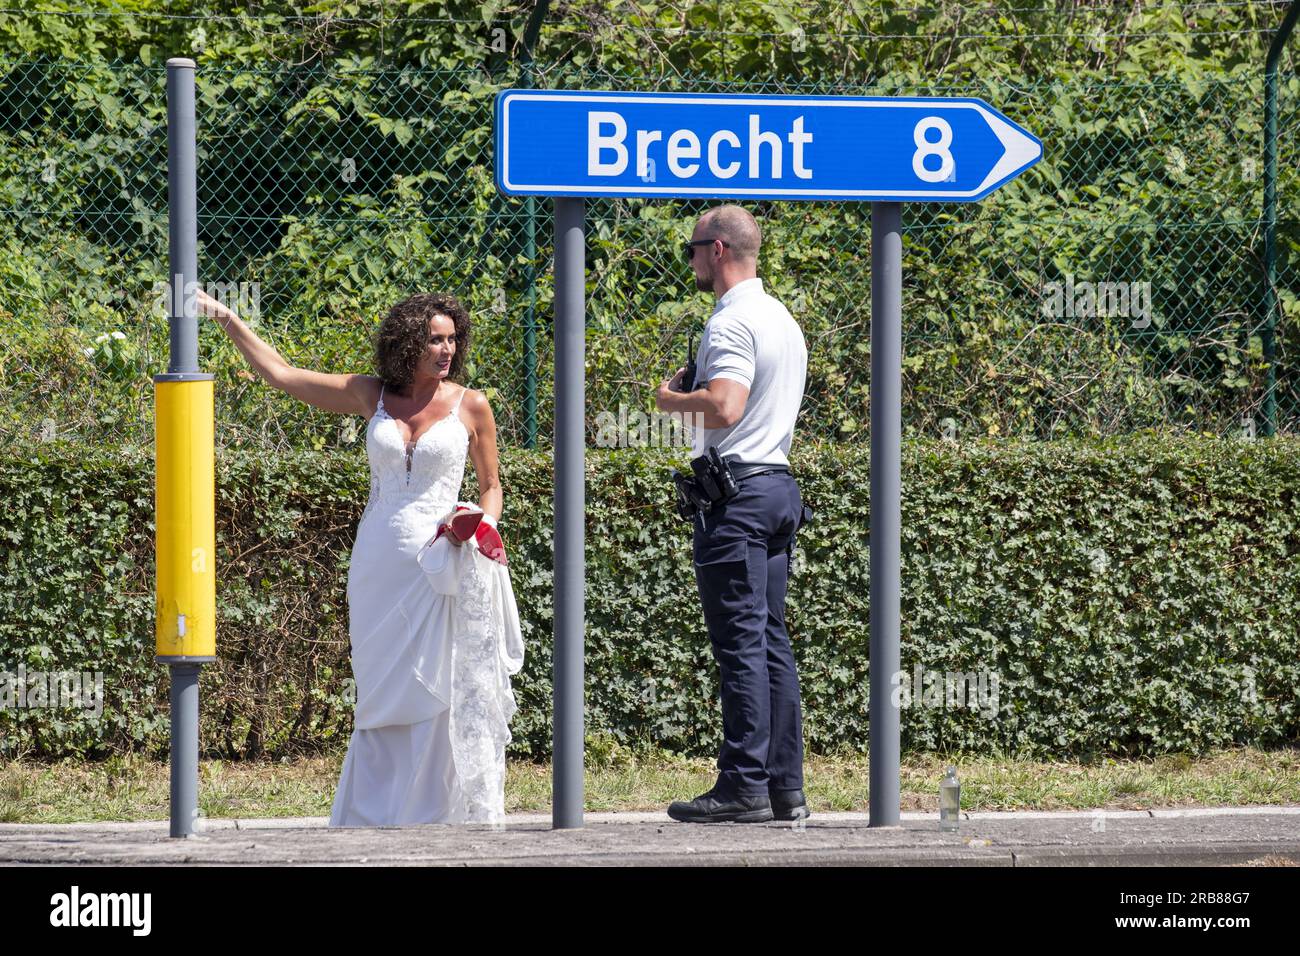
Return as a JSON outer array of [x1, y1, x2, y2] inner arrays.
[[495, 89, 1042, 202]]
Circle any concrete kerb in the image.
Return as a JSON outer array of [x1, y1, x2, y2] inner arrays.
[[2, 807, 1298, 866], [5, 805, 1300, 832]]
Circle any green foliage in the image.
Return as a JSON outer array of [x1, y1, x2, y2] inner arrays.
[[2, 436, 1297, 760], [1, 3, 1298, 764], [0, 2, 1298, 451]]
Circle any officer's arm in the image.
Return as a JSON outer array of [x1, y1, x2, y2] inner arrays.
[[656, 316, 753, 424], [654, 374, 747, 427], [704, 376, 750, 428], [697, 316, 754, 427]]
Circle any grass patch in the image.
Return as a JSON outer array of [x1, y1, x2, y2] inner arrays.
[[1, 742, 1296, 824]]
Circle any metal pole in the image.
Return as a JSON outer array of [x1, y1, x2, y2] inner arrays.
[[552, 197, 585, 829], [169, 663, 201, 836], [160, 56, 210, 840], [167, 58, 198, 375], [1262, 1, 1299, 437], [869, 201, 902, 827]]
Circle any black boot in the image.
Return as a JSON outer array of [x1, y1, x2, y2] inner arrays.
[[770, 788, 810, 821], [667, 787, 774, 823]]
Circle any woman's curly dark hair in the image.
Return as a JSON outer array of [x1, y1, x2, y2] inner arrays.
[[374, 292, 471, 395]]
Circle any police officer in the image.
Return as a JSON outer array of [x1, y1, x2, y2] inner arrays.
[[654, 204, 812, 823]]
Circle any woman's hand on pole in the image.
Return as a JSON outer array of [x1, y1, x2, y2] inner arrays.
[[194, 287, 293, 388], [195, 288, 237, 327]]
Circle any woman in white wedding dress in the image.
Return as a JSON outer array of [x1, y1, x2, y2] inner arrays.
[[197, 288, 525, 825]]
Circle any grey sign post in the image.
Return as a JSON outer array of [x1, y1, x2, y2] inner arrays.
[[869, 202, 903, 825], [552, 197, 586, 829], [494, 89, 1041, 829]]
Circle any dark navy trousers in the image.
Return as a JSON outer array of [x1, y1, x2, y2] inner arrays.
[[692, 472, 811, 798]]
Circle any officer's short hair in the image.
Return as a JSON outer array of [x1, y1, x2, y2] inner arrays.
[[699, 205, 761, 261]]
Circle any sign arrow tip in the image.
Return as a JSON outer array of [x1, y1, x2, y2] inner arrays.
[[974, 104, 1043, 195]]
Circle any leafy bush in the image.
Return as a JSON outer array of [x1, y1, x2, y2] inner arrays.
[[2, 435, 1297, 759]]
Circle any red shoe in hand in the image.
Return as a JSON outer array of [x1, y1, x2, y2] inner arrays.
[[446, 506, 484, 544], [431, 505, 507, 565], [473, 520, 508, 565], [435, 505, 483, 547]]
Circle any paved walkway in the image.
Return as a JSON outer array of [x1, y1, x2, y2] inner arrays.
[[4, 807, 1299, 865]]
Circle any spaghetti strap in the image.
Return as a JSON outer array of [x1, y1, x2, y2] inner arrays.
[[377, 383, 386, 411], [452, 385, 466, 415]]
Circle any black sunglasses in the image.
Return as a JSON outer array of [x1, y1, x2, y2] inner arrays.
[[683, 238, 730, 262]]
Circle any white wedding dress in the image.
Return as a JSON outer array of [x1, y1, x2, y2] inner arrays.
[[329, 383, 525, 827]]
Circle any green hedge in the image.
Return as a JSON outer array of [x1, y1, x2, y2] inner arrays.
[[2, 435, 1298, 760]]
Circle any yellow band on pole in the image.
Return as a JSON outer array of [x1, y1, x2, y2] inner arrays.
[[154, 378, 216, 661]]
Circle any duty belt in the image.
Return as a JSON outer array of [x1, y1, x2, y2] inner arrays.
[[729, 463, 790, 482]]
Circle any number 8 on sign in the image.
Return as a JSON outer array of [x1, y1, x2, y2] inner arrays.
[[912, 117, 955, 183]]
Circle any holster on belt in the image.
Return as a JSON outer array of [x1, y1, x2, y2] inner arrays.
[[671, 468, 710, 520], [671, 445, 741, 521]]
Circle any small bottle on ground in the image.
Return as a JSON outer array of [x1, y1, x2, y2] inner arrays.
[[939, 765, 961, 832]]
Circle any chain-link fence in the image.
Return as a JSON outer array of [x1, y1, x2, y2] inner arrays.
[[1, 17, 1297, 452]]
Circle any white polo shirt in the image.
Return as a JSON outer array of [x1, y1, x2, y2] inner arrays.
[[689, 277, 808, 467]]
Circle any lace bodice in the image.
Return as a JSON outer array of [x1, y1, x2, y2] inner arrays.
[[364, 383, 469, 512]]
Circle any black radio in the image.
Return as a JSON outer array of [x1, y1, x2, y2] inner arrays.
[[671, 332, 697, 393]]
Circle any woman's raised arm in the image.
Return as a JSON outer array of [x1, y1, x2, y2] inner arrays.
[[197, 288, 374, 417]]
